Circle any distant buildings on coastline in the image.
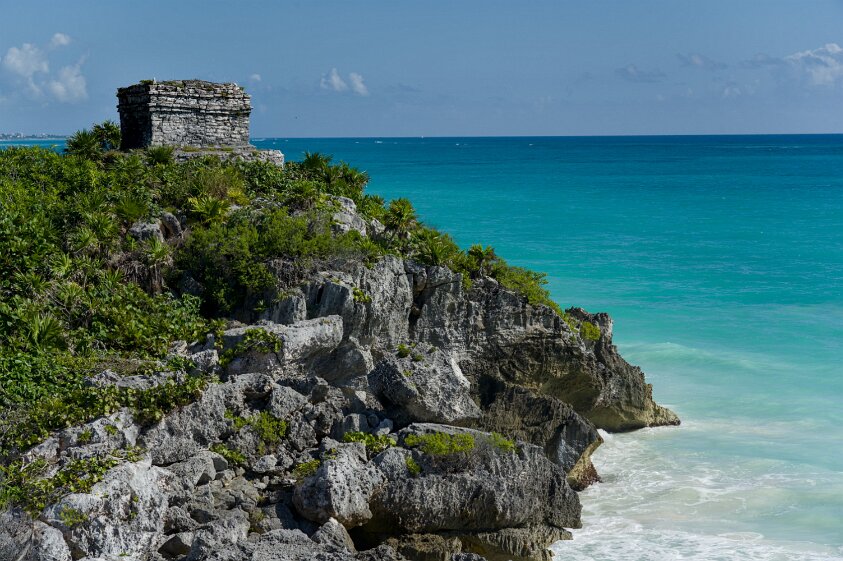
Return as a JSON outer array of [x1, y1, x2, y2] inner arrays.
[[0, 133, 65, 140]]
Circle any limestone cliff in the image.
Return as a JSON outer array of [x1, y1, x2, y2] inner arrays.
[[0, 197, 677, 561]]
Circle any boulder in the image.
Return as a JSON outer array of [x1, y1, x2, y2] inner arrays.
[[249, 529, 356, 561], [44, 459, 170, 560], [0, 509, 72, 561], [331, 196, 368, 237], [311, 517, 356, 552], [365, 424, 580, 535], [479, 383, 603, 489], [221, 317, 344, 375], [371, 349, 480, 425], [293, 443, 384, 528]]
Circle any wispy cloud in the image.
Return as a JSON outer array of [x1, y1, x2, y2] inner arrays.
[[740, 43, 843, 87], [677, 52, 726, 71], [1, 33, 86, 102], [2, 43, 49, 94], [249, 73, 262, 82], [615, 64, 665, 83], [49, 33, 71, 48], [320, 68, 369, 96], [321, 68, 348, 92], [47, 59, 87, 102], [348, 72, 368, 96], [740, 53, 786, 69], [785, 43, 843, 86]]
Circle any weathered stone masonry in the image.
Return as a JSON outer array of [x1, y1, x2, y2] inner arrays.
[[117, 80, 251, 150]]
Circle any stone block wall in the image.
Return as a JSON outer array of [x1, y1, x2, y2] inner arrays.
[[117, 80, 251, 150]]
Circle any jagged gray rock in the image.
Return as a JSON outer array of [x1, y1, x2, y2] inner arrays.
[[312, 517, 357, 553], [371, 349, 480, 425], [222, 317, 344, 375], [293, 443, 384, 528], [331, 197, 369, 237], [44, 459, 170, 560], [364, 424, 580, 537]]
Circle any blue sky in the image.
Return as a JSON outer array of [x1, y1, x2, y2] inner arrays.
[[2, 0, 843, 136]]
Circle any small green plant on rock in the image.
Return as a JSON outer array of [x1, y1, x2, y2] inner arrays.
[[58, 506, 89, 528], [292, 459, 320, 480], [227, 410, 288, 452], [403, 432, 475, 456], [352, 287, 372, 303], [0, 447, 142, 516], [219, 328, 284, 367], [343, 431, 396, 455], [487, 432, 517, 453], [580, 321, 601, 341], [396, 344, 411, 358], [405, 456, 422, 476], [210, 443, 247, 467]]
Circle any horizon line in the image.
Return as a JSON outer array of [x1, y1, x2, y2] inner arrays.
[[5, 132, 843, 141]]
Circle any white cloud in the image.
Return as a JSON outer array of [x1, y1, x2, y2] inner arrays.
[[615, 64, 665, 83], [1, 34, 88, 103], [47, 61, 87, 102], [50, 33, 72, 48], [249, 73, 262, 82], [348, 72, 368, 96], [678, 53, 726, 71], [785, 43, 843, 86], [2, 43, 48, 79], [321, 68, 348, 92]]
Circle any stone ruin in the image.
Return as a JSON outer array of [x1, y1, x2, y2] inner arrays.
[[116, 79, 283, 165]]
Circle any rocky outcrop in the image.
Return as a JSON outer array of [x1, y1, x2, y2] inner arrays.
[[44, 459, 170, 559], [293, 442, 384, 527], [2, 252, 679, 561], [370, 349, 480, 425]]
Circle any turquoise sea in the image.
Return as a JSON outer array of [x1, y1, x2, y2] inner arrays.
[[7, 135, 843, 559]]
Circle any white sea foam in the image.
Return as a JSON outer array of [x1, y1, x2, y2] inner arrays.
[[553, 518, 843, 561], [555, 426, 843, 560]]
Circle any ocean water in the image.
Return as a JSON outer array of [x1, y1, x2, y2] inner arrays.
[[254, 136, 843, 560], [7, 135, 842, 559]]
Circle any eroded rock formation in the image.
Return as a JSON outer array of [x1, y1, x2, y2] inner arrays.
[[1, 198, 678, 561]]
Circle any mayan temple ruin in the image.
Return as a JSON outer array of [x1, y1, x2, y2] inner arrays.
[[116, 79, 283, 164]]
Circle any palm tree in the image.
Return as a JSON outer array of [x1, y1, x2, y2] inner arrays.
[[302, 151, 332, 172], [65, 129, 102, 161], [414, 229, 459, 267], [92, 120, 121, 151], [467, 244, 498, 276], [145, 145, 175, 166], [384, 198, 417, 244]]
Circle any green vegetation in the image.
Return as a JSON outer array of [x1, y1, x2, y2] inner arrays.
[[0, 375, 207, 455], [487, 432, 517, 453], [343, 431, 396, 455], [404, 432, 476, 456], [0, 447, 142, 516], [58, 506, 89, 527], [226, 409, 288, 452], [352, 287, 372, 303], [219, 328, 284, 367], [405, 456, 422, 476], [292, 459, 320, 480], [580, 321, 601, 341], [0, 127, 566, 512], [396, 344, 412, 358], [210, 443, 247, 467]]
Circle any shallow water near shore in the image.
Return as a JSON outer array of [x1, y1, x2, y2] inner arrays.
[[10, 135, 842, 559], [256, 135, 843, 560]]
